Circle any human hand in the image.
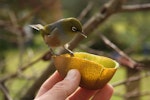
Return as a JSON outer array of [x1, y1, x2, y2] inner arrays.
[[34, 69, 113, 100]]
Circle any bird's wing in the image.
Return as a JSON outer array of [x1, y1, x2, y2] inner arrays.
[[47, 27, 59, 37], [29, 24, 44, 31]]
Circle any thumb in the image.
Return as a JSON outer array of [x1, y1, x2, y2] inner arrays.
[[36, 69, 81, 100]]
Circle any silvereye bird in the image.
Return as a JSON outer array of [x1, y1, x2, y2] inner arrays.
[[30, 17, 87, 55]]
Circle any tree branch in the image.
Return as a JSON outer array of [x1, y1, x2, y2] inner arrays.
[[78, 2, 93, 21], [112, 72, 150, 87], [98, 33, 138, 69], [120, 3, 150, 12], [125, 91, 150, 99], [0, 51, 51, 83], [0, 83, 12, 100], [18, 0, 56, 23]]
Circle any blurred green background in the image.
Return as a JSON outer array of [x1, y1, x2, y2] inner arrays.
[[0, 0, 150, 100]]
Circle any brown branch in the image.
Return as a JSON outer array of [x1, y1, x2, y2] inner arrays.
[[113, 92, 124, 97], [112, 72, 150, 87], [0, 51, 50, 83], [79, 45, 109, 57], [0, 83, 12, 100], [78, 2, 93, 21], [0, 20, 11, 27], [139, 59, 150, 70], [18, 0, 55, 23], [120, 3, 150, 12], [114, 90, 150, 98], [0, 34, 17, 43], [98, 33, 138, 69], [125, 91, 150, 98], [20, 64, 56, 100], [9, 10, 25, 71]]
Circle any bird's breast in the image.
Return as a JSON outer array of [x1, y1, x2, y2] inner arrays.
[[44, 35, 61, 47]]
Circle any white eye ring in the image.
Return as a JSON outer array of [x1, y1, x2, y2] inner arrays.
[[72, 26, 77, 32]]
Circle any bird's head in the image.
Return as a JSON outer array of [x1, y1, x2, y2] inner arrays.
[[61, 18, 87, 38]]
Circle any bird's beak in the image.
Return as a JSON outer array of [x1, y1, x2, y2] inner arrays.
[[80, 31, 87, 38]]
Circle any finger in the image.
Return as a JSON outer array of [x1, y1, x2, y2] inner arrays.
[[92, 84, 114, 100], [36, 71, 63, 98], [36, 69, 81, 100], [68, 87, 97, 100]]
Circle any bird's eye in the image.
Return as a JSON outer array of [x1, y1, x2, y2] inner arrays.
[[72, 26, 77, 32]]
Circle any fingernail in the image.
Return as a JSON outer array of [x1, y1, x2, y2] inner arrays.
[[65, 69, 78, 80]]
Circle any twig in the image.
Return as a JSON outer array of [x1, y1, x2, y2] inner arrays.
[[120, 3, 150, 12], [125, 91, 150, 98], [20, 64, 56, 100], [18, 0, 55, 23], [0, 34, 17, 43], [0, 51, 50, 83], [79, 45, 108, 57], [114, 90, 150, 98], [112, 72, 150, 87], [0, 20, 11, 27], [0, 83, 13, 100], [8, 10, 25, 70], [113, 92, 124, 97], [98, 33, 137, 69], [14, 80, 31, 99], [78, 2, 93, 21]]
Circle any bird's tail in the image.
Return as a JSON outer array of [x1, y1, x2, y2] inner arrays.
[[29, 24, 44, 31]]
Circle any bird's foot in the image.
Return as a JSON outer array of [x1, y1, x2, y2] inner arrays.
[[68, 50, 74, 56], [63, 45, 74, 56]]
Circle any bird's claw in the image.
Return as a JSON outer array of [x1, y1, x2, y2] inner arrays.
[[68, 51, 74, 56], [63, 45, 74, 56]]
